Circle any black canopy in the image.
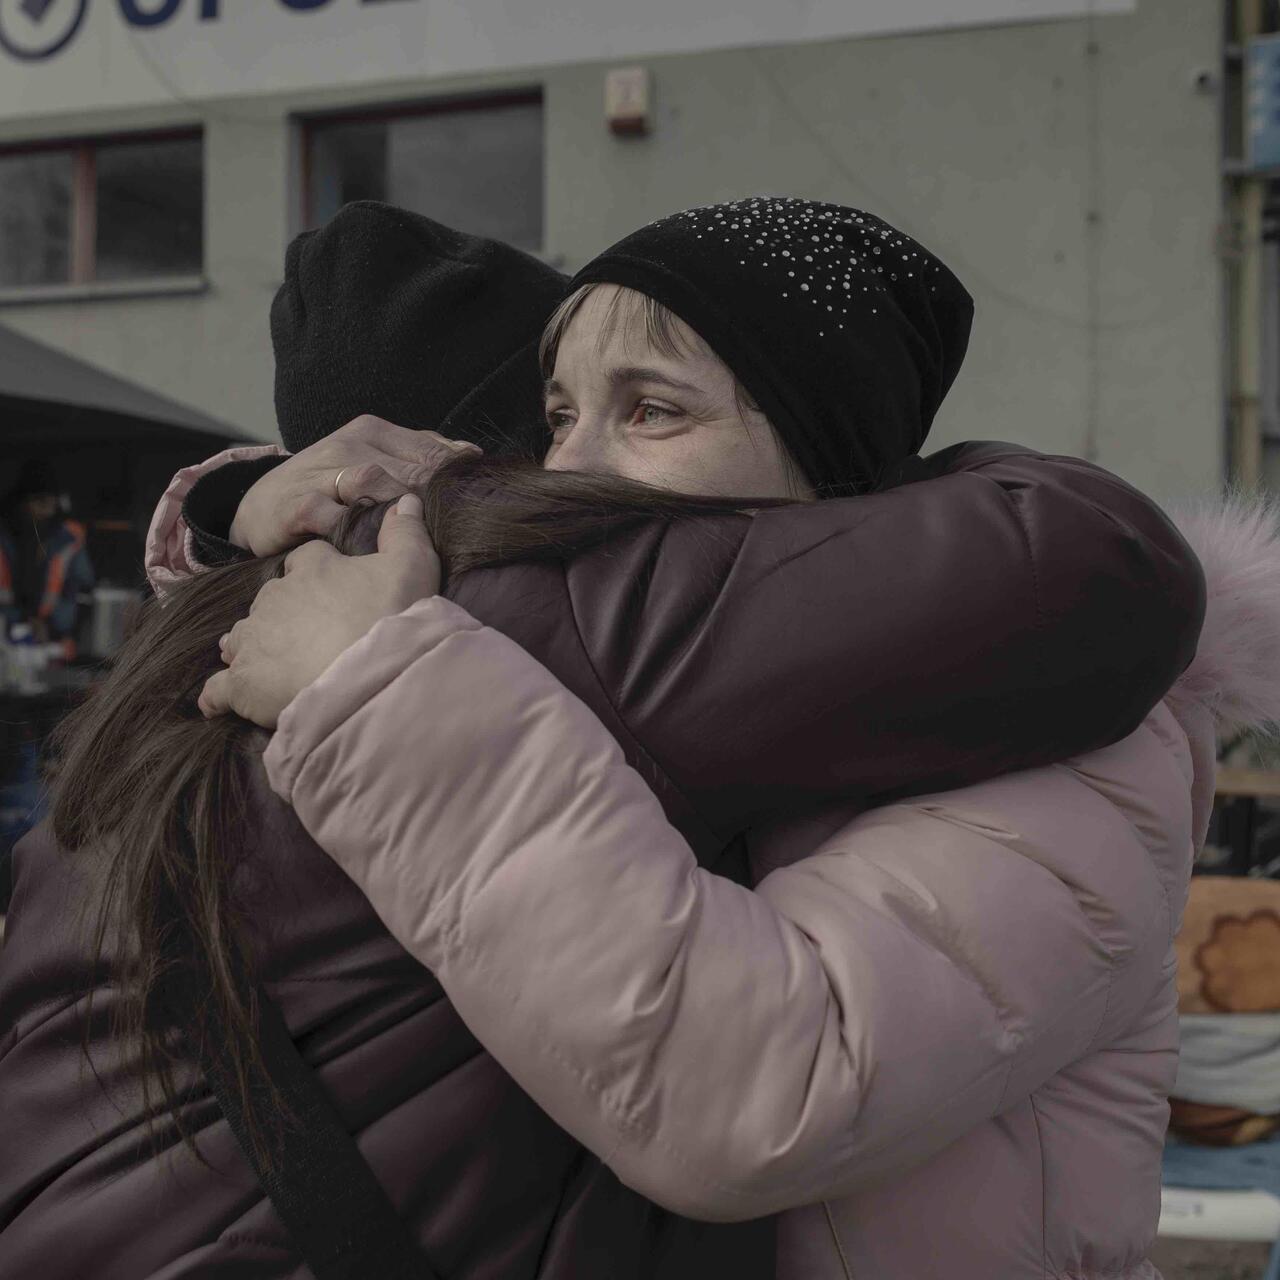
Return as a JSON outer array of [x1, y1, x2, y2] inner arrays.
[[0, 322, 247, 450]]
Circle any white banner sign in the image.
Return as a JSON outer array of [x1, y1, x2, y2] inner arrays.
[[0, 0, 1135, 121]]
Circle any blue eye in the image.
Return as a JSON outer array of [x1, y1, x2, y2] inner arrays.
[[639, 403, 678, 424]]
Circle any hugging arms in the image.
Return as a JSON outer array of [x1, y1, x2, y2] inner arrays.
[[166, 425, 1201, 853], [152, 418, 1206, 1218], [130, 197, 1237, 1278]]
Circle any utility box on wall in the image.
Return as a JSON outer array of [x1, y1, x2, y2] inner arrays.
[[605, 66, 652, 135]]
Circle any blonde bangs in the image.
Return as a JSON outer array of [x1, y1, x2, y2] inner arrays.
[[538, 283, 697, 380]]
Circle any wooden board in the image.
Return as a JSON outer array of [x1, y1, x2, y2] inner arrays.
[[1217, 767, 1280, 800]]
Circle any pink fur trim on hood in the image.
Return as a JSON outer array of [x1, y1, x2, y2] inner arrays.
[[1169, 493, 1280, 733]]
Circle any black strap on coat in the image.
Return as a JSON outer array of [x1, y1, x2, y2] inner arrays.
[[192, 978, 438, 1280]]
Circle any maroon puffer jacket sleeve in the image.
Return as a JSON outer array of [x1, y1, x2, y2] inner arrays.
[[450, 440, 1205, 846]]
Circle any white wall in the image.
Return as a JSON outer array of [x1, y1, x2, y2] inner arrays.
[[0, 0, 1224, 499]]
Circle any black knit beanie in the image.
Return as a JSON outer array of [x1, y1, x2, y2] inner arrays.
[[571, 197, 974, 496], [271, 201, 570, 455]]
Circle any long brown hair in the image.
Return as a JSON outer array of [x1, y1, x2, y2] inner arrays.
[[49, 451, 799, 1172]]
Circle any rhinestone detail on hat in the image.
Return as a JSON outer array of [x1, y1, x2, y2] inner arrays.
[[649, 196, 944, 338]]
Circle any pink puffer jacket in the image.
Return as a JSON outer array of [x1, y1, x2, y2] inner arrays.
[[144, 455, 1274, 1277], [243, 495, 1280, 1280]]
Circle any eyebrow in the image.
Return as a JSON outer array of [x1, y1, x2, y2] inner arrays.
[[543, 366, 704, 399]]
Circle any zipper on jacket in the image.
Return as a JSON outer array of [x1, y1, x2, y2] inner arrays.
[[822, 1200, 854, 1280]]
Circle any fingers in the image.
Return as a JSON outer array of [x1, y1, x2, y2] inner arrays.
[[282, 539, 339, 577], [376, 493, 433, 557], [288, 491, 348, 542], [426, 432, 484, 456], [341, 415, 434, 463], [375, 494, 441, 598], [391, 437, 483, 492], [338, 414, 485, 469], [280, 419, 481, 536], [198, 667, 235, 719], [334, 462, 408, 506], [198, 666, 279, 729], [219, 618, 247, 660]]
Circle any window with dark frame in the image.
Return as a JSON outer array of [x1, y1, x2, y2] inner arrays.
[[303, 93, 544, 253], [0, 130, 204, 291]]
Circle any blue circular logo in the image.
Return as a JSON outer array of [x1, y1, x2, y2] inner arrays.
[[0, 0, 89, 62]]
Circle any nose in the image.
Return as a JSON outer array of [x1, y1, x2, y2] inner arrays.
[[544, 417, 607, 472]]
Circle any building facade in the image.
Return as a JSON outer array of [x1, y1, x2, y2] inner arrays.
[[0, 0, 1224, 503]]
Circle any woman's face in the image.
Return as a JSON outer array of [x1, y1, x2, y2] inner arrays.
[[542, 285, 816, 501]]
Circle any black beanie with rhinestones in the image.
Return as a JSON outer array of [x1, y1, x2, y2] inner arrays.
[[271, 201, 570, 455], [571, 197, 974, 497]]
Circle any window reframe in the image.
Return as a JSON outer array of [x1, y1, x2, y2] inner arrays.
[[299, 89, 544, 242], [0, 126, 205, 293]]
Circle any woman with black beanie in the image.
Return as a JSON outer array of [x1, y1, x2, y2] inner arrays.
[[1, 200, 1248, 1280], [551, 196, 974, 499], [193, 201, 1253, 1279]]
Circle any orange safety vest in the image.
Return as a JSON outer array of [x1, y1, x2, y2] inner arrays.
[[36, 520, 86, 623], [0, 520, 86, 659]]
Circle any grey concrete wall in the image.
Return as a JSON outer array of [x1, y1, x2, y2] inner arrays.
[[545, 0, 1225, 501], [0, 0, 1224, 499]]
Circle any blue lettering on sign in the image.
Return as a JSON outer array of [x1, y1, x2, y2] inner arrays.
[[0, 0, 413, 62], [0, 0, 89, 59], [127, 0, 394, 24], [119, 0, 182, 25]]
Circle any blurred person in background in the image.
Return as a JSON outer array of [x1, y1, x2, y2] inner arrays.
[[1, 458, 94, 654]]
